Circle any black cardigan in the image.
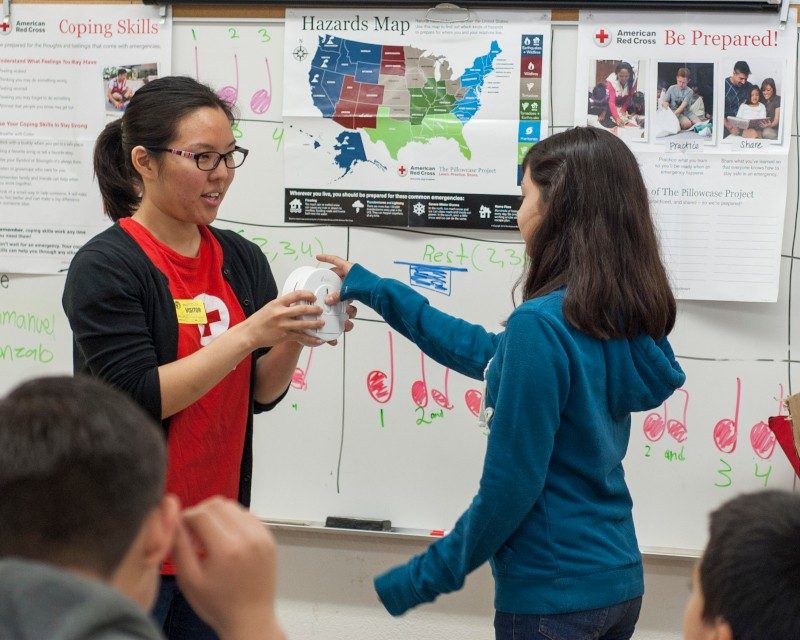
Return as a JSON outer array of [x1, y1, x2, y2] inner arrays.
[[62, 222, 283, 506]]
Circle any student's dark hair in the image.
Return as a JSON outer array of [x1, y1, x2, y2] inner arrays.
[[630, 91, 645, 112], [518, 127, 676, 339], [700, 490, 800, 640], [94, 75, 236, 221], [0, 375, 166, 577], [590, 83, 607, 101], [733, 60, 751, 75]]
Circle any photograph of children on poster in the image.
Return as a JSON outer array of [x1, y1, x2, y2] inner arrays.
[[576, 11, 796, 302], [586, 59, 648, 141], [720, 58, 784, 143], [654, 62, 715, 143]]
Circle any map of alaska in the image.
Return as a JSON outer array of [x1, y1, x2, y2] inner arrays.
[[308, 35, 502, 173]]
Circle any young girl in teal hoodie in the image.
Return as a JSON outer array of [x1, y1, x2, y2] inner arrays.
[[318, 126, 685, 640]]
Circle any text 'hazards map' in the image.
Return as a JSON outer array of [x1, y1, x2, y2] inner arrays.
[[283, 9, 550, 229]]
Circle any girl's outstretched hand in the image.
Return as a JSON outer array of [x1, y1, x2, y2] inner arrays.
[[317, 254, 353, 279], [316, 254, 357, 345]]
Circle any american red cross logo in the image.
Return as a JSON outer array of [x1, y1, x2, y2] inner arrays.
[[201, 309, 221, 337], [594, 29, 611, 47], [397, 165, 407, 176], [0, 21, 10, 33]]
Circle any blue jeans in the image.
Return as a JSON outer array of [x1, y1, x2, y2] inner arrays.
[[152, 575, 219, 640], [494, 597, 642, 640]]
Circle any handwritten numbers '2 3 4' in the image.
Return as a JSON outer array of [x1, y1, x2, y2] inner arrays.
[[192, 27, 275, 117]]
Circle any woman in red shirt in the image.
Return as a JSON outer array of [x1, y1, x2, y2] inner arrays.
[[63, 76, 354, 640]]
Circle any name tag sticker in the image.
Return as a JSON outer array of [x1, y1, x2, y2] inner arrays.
[[174, 299, 208, 324]]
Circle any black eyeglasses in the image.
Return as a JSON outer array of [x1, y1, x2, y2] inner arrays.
[[146, 146, 249, 171]]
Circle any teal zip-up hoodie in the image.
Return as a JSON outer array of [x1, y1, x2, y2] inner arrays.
[[341, 264, 686, 616]]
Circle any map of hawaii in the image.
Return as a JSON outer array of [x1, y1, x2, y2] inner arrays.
[[308, 35, 502, 174]]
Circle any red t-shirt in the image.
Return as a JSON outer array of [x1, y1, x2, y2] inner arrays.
[[120, 218, 251, 574]]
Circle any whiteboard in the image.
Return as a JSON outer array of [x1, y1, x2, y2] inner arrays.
[[172, 19, 799, 555], [0, 17, 794, 557]]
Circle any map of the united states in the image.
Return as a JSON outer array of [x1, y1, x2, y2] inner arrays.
[[308, 35, 502, 175]]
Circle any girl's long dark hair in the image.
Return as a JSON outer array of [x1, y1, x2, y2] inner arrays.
[[517, 126, 676, 340], [93, 76, 236, 221]]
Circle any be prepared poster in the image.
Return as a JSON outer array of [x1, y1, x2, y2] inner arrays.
[[283, 7, 550, 230], [576, 11, 796, 302]]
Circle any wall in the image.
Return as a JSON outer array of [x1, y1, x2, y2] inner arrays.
[[0, 7, 794, 638], [271, 528, 695, 640], [263, 20, 759, 639], [172, 10, 800, 562], [176, 13, 795, 638]]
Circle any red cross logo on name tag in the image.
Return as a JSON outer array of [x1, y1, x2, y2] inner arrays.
[[594, 28, 611, 47]]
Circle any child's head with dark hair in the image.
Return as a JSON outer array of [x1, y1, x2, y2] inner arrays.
[[588, 83, 609, 117], [0, 375, 167, 577], [683, 490, 800, 640], [590, 83, 606, 102], [518, 127, 675, 340], [629, 91, 645, 115]]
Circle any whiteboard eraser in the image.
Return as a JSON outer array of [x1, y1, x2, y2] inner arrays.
[[282, 266, 347, 341], [325, 516, 392, 531]]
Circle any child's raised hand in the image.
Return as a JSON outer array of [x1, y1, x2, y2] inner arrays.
[[173, 497, 285, 640], [317, 254, 353, 279]]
